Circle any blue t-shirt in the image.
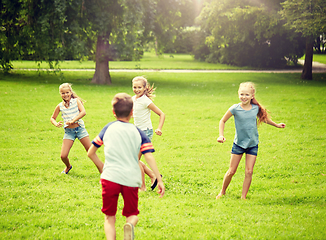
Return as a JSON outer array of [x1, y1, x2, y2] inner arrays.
[[229, 104, 259, 149], [92, 120, 154, 187]]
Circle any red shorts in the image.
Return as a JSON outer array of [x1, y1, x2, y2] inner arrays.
[[101, 179, 139, 217]]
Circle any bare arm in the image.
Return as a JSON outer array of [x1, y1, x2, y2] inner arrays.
[[217, 110, 233, 143], [66, 99, 86, 126], [87, 144, 104, 174], [266, 118, 286, 128], [148, 103, 165, 136], [50, 105, 63, 128], [143, 152, 165, 197]]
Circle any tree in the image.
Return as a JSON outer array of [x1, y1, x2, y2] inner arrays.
[[1, 0, 196, 83], [83, 0, 151, 84], [0, 0, 154, 84], [0, 0, 68, 71], [196, 0, 305, 68], [281, 0, 326, 80]]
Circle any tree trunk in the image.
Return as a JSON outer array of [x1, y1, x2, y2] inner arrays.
[[91, 35, 111, 84], [301, 36, 314, 80]]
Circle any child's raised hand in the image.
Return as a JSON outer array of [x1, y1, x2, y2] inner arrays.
[[217, 136, 226, 143], [155, 129, 162, 136]]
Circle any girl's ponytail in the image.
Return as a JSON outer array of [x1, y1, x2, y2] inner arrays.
[[251, 97, 269, 125]]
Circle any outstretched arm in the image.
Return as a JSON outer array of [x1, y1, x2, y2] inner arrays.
[[217, 110, 233, 143], [87, 144, 104, 173], [143, 152, 165, 197], [148, 103, 165, 136], [266, 118, 286, 128]]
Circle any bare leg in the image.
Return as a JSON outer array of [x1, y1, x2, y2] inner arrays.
[[241, 154, 257, 199], [60, 139, 74, 173], [138, 151, 156, 190], [104, 215, 116, 240], [124, 215, 138, 240], [139, 161, 146, 191], [80, 136, 92, 152], [126, 215, 138, 228], [216, 154, 243, 199]]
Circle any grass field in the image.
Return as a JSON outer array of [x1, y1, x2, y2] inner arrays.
[[312, 54, 326, 64], [299, 53, 326, 65], [0, 69, 326, 239], [10, 52, 268, 70]]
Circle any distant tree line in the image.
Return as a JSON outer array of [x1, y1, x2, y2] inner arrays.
[[1, 0, 325, 82]]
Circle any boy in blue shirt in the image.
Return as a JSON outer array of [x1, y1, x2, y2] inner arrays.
[[87, 93, 165, 240]]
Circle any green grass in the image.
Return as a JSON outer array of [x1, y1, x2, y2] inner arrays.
[[299, 53, 326, 65], [11, 52, 253, 70], [313, 54, 326, 64], [0, 70, 326, 239]]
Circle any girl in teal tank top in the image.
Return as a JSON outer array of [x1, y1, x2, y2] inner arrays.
[[216, 82, 286, 199]]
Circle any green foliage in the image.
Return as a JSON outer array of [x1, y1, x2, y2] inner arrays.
[[153, 0, 203, 54], [196, 0, 306, 67], [281, 0, 326, 38], [0, 0, 29, 71], [0, 70, 326, 239], [0, 0, 93, 70], [164, 27, 201, 54]]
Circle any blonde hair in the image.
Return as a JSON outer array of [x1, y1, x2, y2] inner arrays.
[[59, 83, 85, 106], [132, 76, 156, 100], [239, 82, 269, 125]]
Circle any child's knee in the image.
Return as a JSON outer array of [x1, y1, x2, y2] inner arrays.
[[60, 153, 68, 160], [227, 169, 236, 176], [245, 169, 253, 177], [105, 215, 116, 224]]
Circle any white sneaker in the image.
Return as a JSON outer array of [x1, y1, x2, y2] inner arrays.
[[124, 223, 134, 240]]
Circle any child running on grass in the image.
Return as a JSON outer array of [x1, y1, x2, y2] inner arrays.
[[50, 83, 91, 174], [87, 93, 165, 240], [216, 82, 285, 200], [132, 76, 165, 191]]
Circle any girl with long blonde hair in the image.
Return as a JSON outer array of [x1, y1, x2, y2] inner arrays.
[[216, 82, 285, 199]]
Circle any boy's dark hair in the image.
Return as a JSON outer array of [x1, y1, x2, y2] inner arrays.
[[112, 93, 133, 118]]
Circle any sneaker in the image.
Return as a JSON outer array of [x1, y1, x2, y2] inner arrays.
[[61, 165, 72, 174], [124, 222, 134, 240]]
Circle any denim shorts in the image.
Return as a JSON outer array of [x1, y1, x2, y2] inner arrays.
[[143, 128, 153, 141], [63, 126, 89, 141], [231, 143, 258, 156]]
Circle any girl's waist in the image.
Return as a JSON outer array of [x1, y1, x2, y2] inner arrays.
[[65, 123, 80, 129]]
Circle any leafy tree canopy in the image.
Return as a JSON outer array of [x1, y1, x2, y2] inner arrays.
[[280, 0, 326, 37], [281, 0, 326, 80], [196, 0, 305, 68]]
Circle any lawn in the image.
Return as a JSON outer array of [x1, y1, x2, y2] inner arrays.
[[300, 53, 326, 65], [0, 70, 325, 239], [312, 54, 326, 64], [11, 52, 256, 70]]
